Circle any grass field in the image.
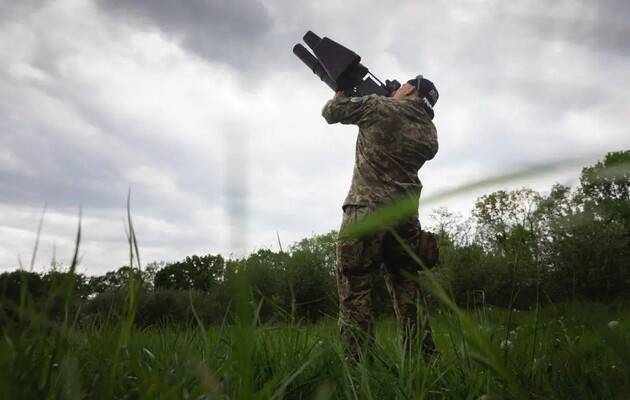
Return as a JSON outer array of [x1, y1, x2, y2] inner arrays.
[[3, 157, 629, 399], [2, 300, 629, 399]]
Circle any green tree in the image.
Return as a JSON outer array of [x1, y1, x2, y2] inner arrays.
[[546, 150, 630, 300], [153, 254, 224, 291], [473, 188, 543, 253], [286, 232, 338, 321], [579, 150, 630, 223], [86, 266, 142, 295]]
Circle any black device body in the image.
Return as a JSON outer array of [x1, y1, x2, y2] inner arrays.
[[292, 31, 400, 97]]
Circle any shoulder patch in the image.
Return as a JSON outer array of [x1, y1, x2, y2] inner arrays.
[[350, 96, 364, 104]]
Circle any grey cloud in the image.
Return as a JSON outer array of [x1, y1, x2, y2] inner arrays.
[[493, 1, 630, 57], [525, 0, 630, 55], [0, 77, 226, 225], [94, 0, 398, 80], [11, 0, 630, 86], [97, 0, 278, 72], [394, 0, 630, 78], [0, 17, 229, 219], [0, 0, 47, 24]]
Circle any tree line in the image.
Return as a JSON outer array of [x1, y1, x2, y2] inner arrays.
[[1, 151, 628, 326]]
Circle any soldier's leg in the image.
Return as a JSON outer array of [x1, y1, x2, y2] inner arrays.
[[383, 221, 436, 357], [336, 205, 383, 360]]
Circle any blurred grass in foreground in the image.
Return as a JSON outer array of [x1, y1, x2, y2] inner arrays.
[[1, 302, 628, 399]]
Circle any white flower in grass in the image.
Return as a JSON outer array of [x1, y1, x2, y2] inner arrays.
[[608, 320, 620, 329], [500, 339, 513, 350]]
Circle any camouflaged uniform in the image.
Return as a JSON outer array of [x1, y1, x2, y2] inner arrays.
[[322, 93, 438, 359]]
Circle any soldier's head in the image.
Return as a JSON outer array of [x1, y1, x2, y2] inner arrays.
[[406, 75, 439, 109], [391, 75, 439, 119]]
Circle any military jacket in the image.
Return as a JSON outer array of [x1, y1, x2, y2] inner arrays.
[[322, 94, 438, 209]]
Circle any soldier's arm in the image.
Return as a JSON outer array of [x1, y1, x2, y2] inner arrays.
[[321, 92, 375, 126]]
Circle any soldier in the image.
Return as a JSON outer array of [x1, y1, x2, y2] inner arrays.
[[322, 75, 439, 360]]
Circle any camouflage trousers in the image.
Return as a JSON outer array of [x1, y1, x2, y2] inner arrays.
[[336, 205, 435, 360]]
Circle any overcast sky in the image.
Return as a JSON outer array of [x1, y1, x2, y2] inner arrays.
[[1, 0, 629, 274]]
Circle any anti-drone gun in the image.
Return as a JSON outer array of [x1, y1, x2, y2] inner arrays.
[[292, 31, 400, 97]]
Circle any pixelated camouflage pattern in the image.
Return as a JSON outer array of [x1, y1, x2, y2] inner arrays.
[[336, 205, 436, 359], [322, 93, 438, 209]]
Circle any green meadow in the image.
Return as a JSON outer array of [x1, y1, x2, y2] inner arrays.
[[2, 301, 629, 399], [2, 151, 629, 399]]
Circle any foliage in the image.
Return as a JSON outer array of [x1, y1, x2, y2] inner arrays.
[[154, 255, 225, 292], [437, 150, 630, 307]]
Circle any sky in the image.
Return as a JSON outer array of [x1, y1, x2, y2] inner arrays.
[[1, 0, 629, 275]]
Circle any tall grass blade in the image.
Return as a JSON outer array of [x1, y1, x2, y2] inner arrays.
[[29, 203, 47, 272]]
